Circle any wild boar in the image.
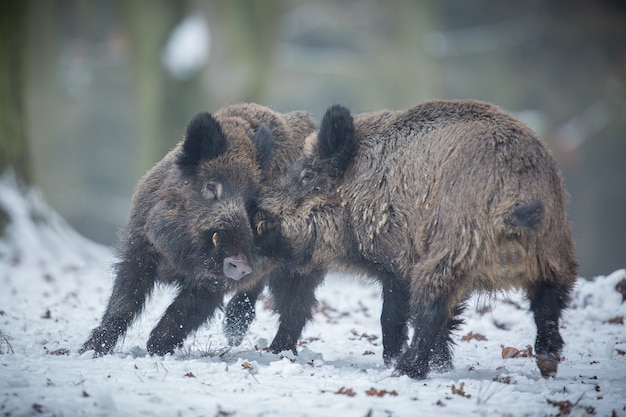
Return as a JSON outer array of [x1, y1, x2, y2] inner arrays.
[[80, 103, 315, 356], [254, 100, 578, 379]]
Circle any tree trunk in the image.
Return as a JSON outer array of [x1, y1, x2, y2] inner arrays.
[[0, 0, 31, 237], [0, 0, 31, 183]]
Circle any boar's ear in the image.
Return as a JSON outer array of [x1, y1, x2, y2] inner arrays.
[[251, 125, 273, 180], [318, 104, 355, 173], [177, 112, 228, 173]]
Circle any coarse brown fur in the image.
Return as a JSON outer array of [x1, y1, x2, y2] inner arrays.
[[80, 103, 315, 356], [255, 100, 578, 379]]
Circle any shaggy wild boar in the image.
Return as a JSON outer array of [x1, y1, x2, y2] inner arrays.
[[80, 103, 315, 356], [254, 100, 578, 379]]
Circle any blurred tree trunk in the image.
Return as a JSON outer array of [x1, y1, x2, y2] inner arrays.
[[215, 0, 284, 103], [0, 0, 31, 237], [122, 0, 209, 178], [122, 0, 181, 175], [0, 1, 31, 183]]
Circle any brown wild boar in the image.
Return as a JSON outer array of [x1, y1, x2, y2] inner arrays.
[[254, 100, 578, 379], [80, 103, 315, 356]]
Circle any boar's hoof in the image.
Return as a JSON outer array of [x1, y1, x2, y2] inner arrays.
[[537, 358, 558, 378], [223, 256, 252, 280]]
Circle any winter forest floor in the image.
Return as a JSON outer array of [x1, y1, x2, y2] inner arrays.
[[1, 178, 625, 417]]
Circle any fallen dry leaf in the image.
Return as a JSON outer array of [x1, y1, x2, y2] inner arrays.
[[184, 372, 195, 378], [336, 387, 356, 397], [451, 382, 471, 398], [365, 387, 398, 397], [607, 316, 623, 325], [48, 348, 69, 356], [502, 345, 533, 359], [461, 331, 487, 342]]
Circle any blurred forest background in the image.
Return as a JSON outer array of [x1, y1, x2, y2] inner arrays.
[[2, 0, 625, 278]]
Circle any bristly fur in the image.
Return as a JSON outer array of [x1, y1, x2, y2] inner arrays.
[[255, 99, 578, 379], [80, 103, 316, 357]]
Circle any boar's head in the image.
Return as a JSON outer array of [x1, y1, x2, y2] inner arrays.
[[144, 112, 272, 284], [254, 105, 355, 270]]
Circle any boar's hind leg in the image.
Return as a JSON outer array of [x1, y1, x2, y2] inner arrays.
[[223, 279, 265, 346], [80, 250, 157, 356], [396, 294, 449, 379], [268, 268, 325, 354], [529, 281, 569, 378], [147, 284, 222, 356], [380, 273, 410, 365], [430, 303, 465, 373]]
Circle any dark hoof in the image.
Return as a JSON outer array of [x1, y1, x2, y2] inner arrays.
[[537, 359, 558, 378]]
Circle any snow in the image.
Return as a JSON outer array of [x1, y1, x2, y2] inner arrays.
[[1, 177, 625, 417]]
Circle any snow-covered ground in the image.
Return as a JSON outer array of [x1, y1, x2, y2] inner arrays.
[[1, 178, 625, 417]]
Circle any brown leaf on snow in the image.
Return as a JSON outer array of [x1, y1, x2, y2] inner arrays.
[[365, 387, 398, 397], [82, 390, 90, 397], [502, 345, 534, 359], [616, 349, 625, 356], [607, 316, 623, 325], [41, 310, 51, 319], [547, 399, 573, 416], [48, 348, 69, 356], [615, 278, 626, 303], [461, 331, 487, 342], [184, 372, 196, 378], [547, 398, 596, 416], [336, 387, 357, 397], [451, 382, 471, 398], [350, 329, 379, 344]]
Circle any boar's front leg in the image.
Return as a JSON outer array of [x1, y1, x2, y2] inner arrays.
[[268, 268, 325, 354], [223, 279, 265, 346], [380, 272, 410, 365], [147, 282, 223, 356], [80, 243, 158, 356]]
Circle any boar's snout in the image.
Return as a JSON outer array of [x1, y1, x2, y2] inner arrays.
[[223, 256, 252, 280]]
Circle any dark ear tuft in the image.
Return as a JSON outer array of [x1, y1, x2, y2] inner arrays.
[[251, 125, 273, 181], [318, 105, 355, 172], [177, 112, 227, 173]]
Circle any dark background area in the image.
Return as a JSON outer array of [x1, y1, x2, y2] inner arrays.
[[21, 0, 626, 278]]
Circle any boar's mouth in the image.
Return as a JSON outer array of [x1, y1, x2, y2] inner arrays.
[[251, 210, 294, 261], [253, 211, 278, 237]]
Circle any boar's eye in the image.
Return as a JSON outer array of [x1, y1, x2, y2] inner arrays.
[[203, 181, 222, 200], [300, 169, 315, 185]]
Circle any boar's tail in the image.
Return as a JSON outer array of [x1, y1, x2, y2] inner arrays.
[[508, 201, 545, 229]]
